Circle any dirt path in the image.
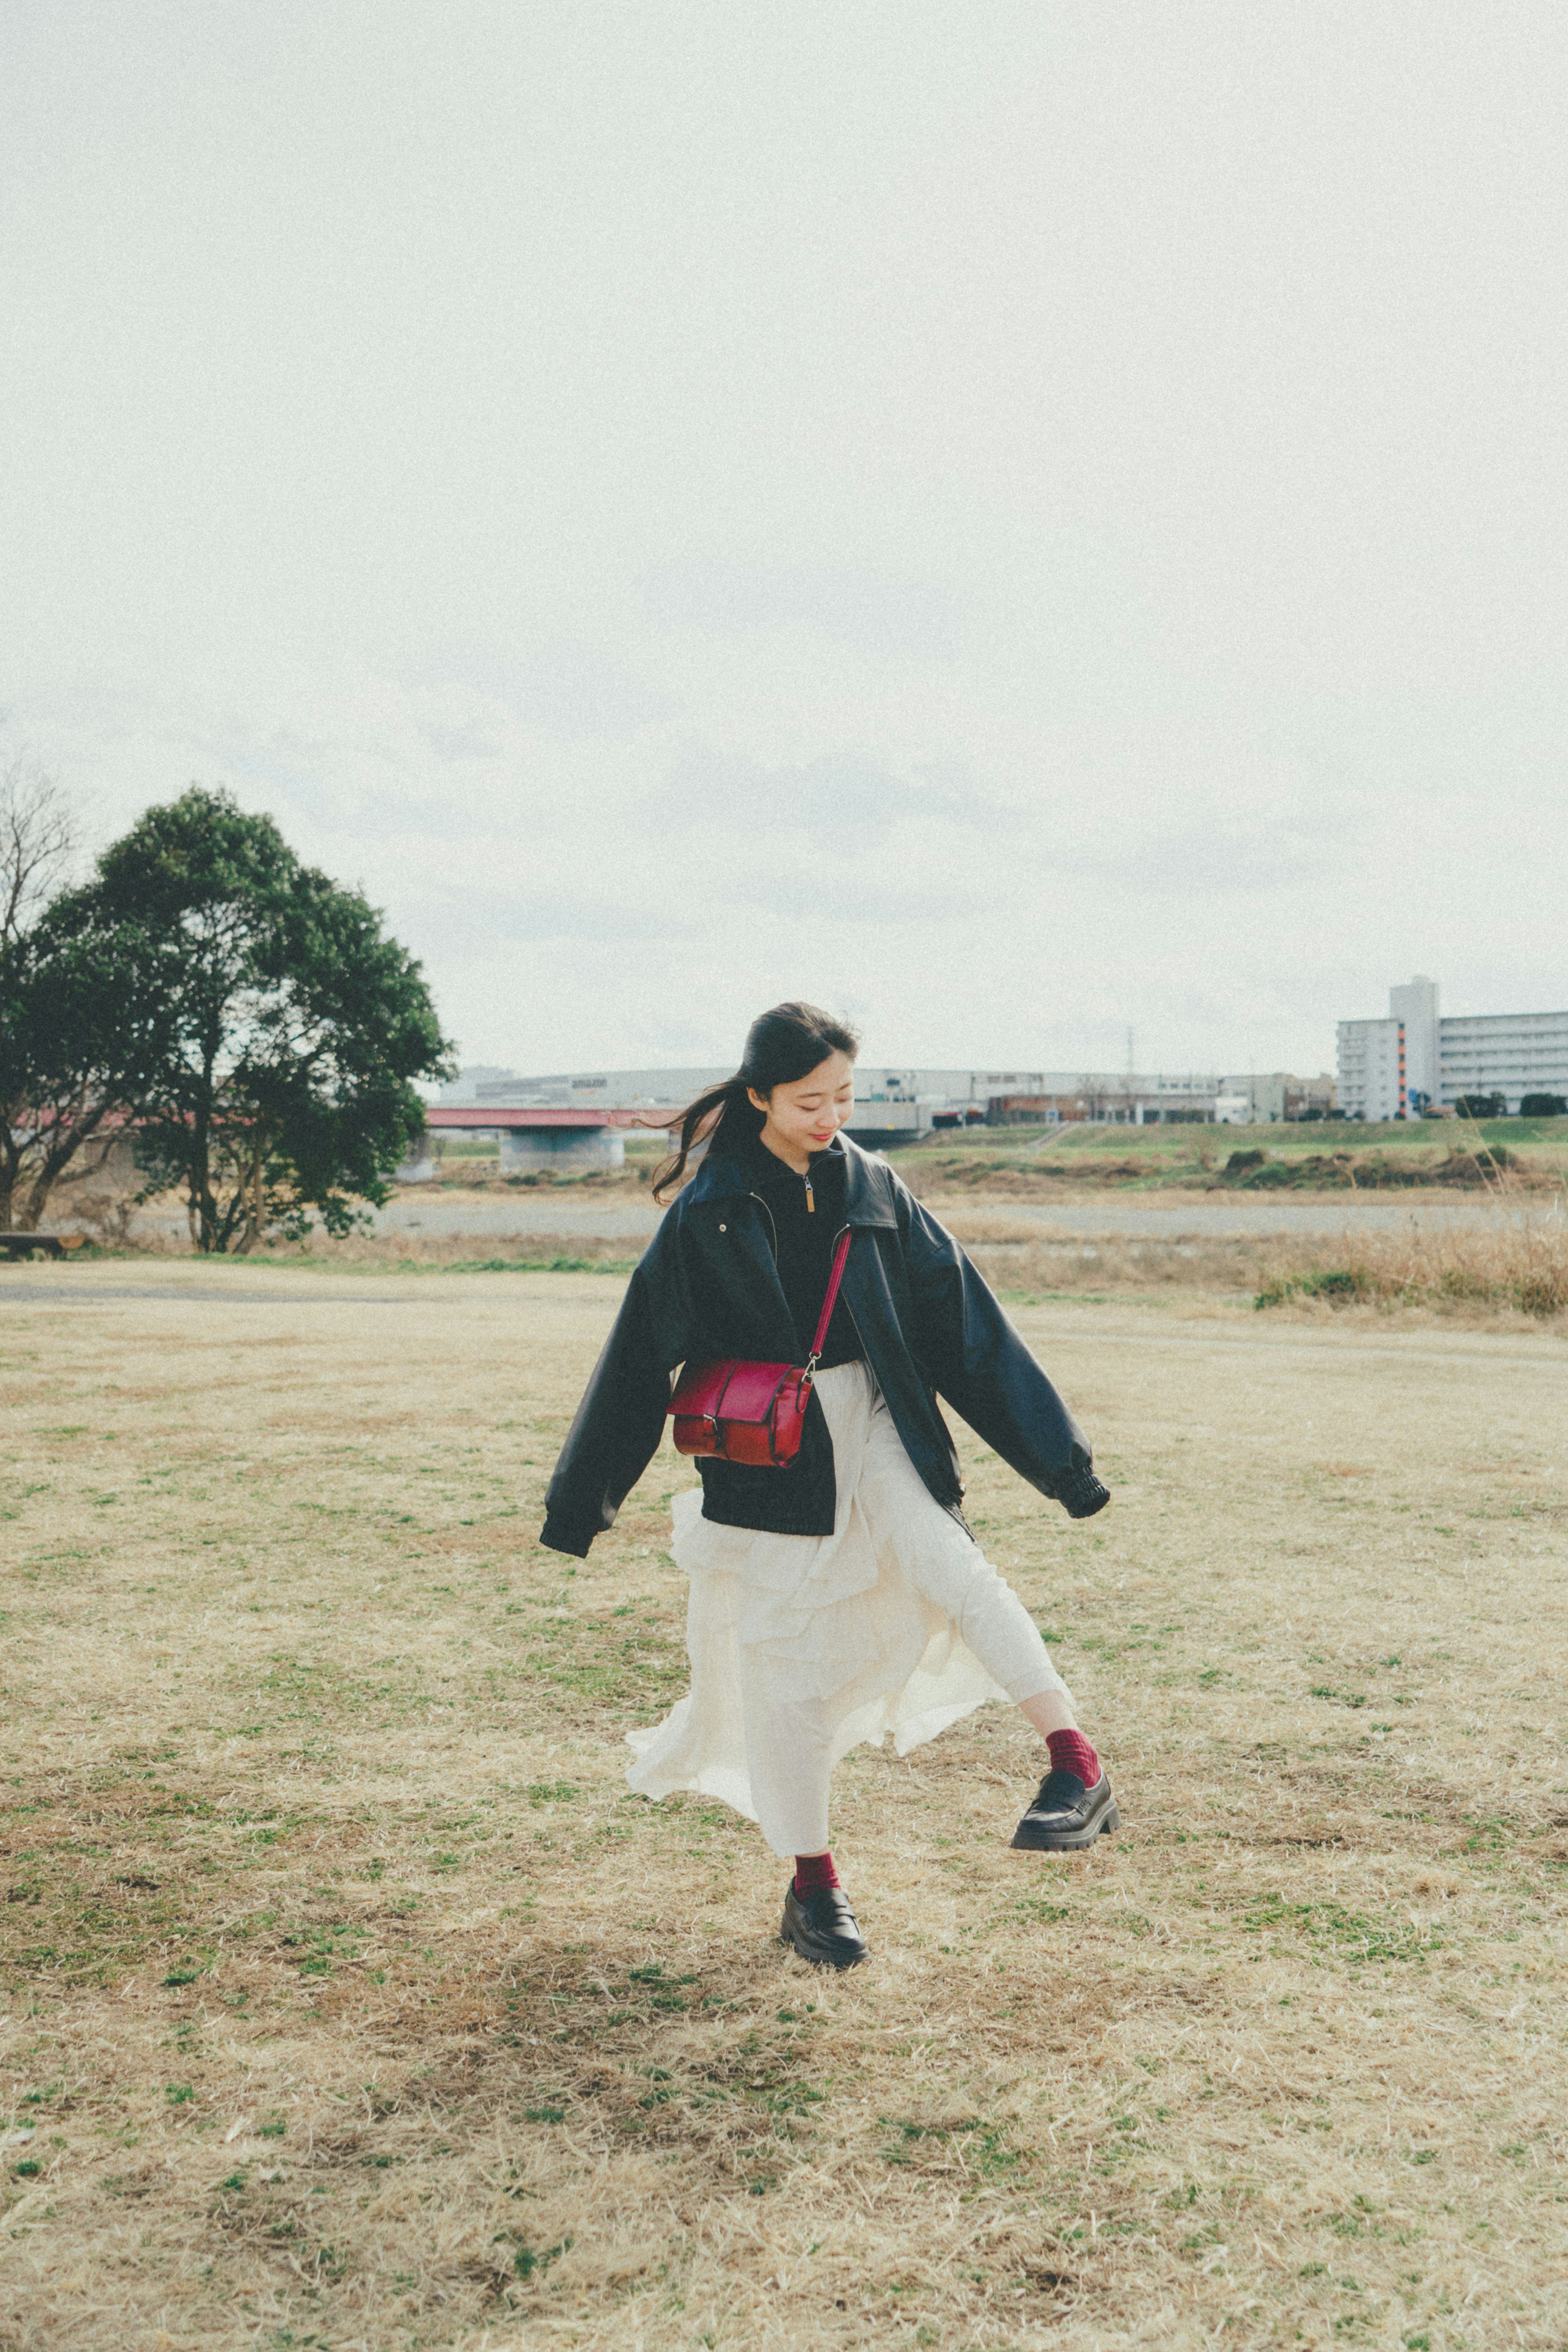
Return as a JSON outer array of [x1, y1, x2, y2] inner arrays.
[[2, 1264, 1565, 2349]]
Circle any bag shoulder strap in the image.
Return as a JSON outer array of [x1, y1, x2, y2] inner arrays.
[[806, 1229, 854, 1365]]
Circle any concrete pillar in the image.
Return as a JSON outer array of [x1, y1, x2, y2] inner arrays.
[[391, 1137, 438, 1182], [499, 1125, 626, 1174]]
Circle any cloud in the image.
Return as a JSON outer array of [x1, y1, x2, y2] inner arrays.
[[724, 874, 987, 927], [641, 563, 962, 664], [655, 744, 1006, 841], [1058, 817, 1348, 898], [422, 643, 679, 740], [412, 888, 697, 949]]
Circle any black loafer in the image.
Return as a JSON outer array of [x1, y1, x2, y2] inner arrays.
[[1011, 1768, 1120, 1852], [780, 1880, 869, 1969]]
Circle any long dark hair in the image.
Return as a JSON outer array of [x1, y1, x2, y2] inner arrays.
[[650, 1001, 861, 1202]]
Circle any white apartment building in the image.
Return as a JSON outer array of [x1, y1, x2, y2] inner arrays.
[[1336, 1018, 1407, 1121], [1339, 977, 1568, 1115], [1439, 1011, 1568, 1108]]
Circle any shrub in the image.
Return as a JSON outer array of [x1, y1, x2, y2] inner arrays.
[[1453, 1093, 1507, 1119], [1438, 1143, 1517, 1179], [1520, 1094, 1568, 1117], [1254, 1269, 1363, 1308]]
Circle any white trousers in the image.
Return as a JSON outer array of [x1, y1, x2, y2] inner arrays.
[[626, 1362, 1071, 1856]]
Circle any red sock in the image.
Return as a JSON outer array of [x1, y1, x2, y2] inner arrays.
[[794, 1850, 839, 1897], [1047, 1728, 1101, 1786]]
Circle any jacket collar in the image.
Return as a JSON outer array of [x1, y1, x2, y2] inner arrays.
[[688, 1129, 900, 1229]]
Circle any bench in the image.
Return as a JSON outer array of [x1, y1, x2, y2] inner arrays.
[[0, 1233, 85, 1262]]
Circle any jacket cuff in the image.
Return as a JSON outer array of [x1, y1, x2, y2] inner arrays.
[[540, 1516, 594, 1559], [1056, 1465, 1110, 1520]]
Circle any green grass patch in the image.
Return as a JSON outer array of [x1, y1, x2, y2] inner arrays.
[[1242, 1894, 1439, 1964]]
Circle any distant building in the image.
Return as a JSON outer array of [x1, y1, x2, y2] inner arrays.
[[440, 1063, 729, 1112], [1336, 1018, 1407, 1121], [1218, 1073, 1285, 1124], [1439, 1010, 1568, 1110], [1389, 976, 1440, 1108], [438, 1064, 518, 1102], [432, 1063, 1322, 1144], [459, 1064, 1239, 1137], [1284, 1072, 1339, 1121], [1215, 1072, 1336, 1124], [1338, 978, 1568, 1115]]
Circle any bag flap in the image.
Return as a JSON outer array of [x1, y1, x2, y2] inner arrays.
[[713, 1360, 799, 1423], [668, 1358, 741, 1418], [668, 1356, 799, 1423]]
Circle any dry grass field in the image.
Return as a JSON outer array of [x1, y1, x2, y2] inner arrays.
[[3, 1262, 1568, 2351]]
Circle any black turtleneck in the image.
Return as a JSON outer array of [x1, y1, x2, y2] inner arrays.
[[743, 1131, 862, 1368]]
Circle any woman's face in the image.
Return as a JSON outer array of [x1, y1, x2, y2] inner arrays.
[[749, 1051, 857, 1157]]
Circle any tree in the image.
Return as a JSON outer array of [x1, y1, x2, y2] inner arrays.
[[54, 787, 453, 1251], [1519, 1093, 1568, 1118], [0, 746, 75, 953], [1453, 1092, 1507, 1121], [0, 751, 156, 1231]]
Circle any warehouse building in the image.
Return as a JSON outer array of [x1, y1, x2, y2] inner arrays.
[[440, 1062, 1232, 1140], [428, 1060, 1328, 1164]]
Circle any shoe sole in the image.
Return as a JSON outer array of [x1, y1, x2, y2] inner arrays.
[[779, 1922, 870, 1969], [1010, 1799, 1121, 1853]]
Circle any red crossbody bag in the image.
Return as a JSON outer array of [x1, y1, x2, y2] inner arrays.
[[666, 1228, 853, 1467]]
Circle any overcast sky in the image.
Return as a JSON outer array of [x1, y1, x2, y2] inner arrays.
[[3, 2, 1565, 1078]]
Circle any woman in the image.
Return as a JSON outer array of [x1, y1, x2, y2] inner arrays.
[[542, 1002, 1116, 1969]]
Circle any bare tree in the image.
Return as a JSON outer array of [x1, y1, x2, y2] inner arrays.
[[0, 754, 131, 1231], [0, 748, 77, 953]]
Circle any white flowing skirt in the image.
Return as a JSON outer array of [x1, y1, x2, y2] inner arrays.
[[625, 1361, 1071, 1855]]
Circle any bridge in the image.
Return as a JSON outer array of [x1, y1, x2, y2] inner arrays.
[[416, 1102, 646, 1174]]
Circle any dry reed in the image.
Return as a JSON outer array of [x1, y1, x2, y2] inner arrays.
[[1258, 1209, 1568, 1318], [955, 1224, 1274, 1296], [51, 1186, 1568, 1329], [66, 1223, 642, 1270], [252, 1227, 642, 1271]]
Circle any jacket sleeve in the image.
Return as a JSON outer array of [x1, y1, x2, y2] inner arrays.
[[539, 1211, 695, 1557], [900, 1190, 1107, 1514]]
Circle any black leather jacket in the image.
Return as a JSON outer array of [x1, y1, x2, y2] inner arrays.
[[540, 1132, 1106, 1558]]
